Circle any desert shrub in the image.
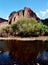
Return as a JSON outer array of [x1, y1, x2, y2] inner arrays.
[[11, 18, 39, 36], [0, 25, 13, 37], [0, 17, 48, 37], [10, 18, 48, 37]]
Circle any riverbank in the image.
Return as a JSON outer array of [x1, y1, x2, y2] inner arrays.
[[0, 36, 48, 41]]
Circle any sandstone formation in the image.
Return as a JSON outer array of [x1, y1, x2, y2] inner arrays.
[[8, 7, 40, 24], [24, 7, 37, 18], [0, 7, 48, 26]]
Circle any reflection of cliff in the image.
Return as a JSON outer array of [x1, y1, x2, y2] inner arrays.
[[37, 51, 48, 62], [4, 40, 48, 64], [0, 41, 9, 51]]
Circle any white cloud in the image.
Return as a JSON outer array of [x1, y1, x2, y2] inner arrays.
[[40, 11, 46, 17], [46, 9, 48, 12], [4, 16, 8, 20], [40, 9, 48, 17], [36, 12, 40, 18]]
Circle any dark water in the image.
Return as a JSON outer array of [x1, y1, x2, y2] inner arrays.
[[0, 51, 48, 65], [0, 41, 48, 65], [36, 51, 48, 65], [0, 51, 22, 65]]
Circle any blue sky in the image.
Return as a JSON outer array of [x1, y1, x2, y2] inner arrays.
[[0, 0, 48, 19]]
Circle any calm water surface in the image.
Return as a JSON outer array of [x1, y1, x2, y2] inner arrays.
[[0, 41, 48, 65]]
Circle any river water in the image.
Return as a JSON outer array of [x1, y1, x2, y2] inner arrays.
[[0, 41, 48, 65]]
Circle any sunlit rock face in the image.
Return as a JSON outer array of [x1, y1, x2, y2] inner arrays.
[[24, 7, 37, 18], [18, 10, 24, 17], [8, 7, 39, 24], [8, 11, 19, 24]]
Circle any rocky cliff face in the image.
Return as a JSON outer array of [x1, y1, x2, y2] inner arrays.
[[8, 7, 40, 24], [24, 7, 37, 18], [0, 7, 48, 26]]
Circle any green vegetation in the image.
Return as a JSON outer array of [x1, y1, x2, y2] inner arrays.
[[0, 18, 48, 37]]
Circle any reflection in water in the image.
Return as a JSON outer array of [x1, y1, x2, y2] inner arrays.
[[0, 51, 13, 65], [36, 51, 48, 65], [37, 51, 48, 61], [0, 41, 48, 65], [0, 51, 22, 65], [0, 51, 48, 65], [0, 41, 9, 51]]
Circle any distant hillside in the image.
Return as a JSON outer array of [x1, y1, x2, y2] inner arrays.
[[41, 18, 48, 25], [0, 18, 8, 23], [0, 18, 8, 28]]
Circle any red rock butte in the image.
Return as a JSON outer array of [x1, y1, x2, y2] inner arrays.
[[8, 7, 40, 24]]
